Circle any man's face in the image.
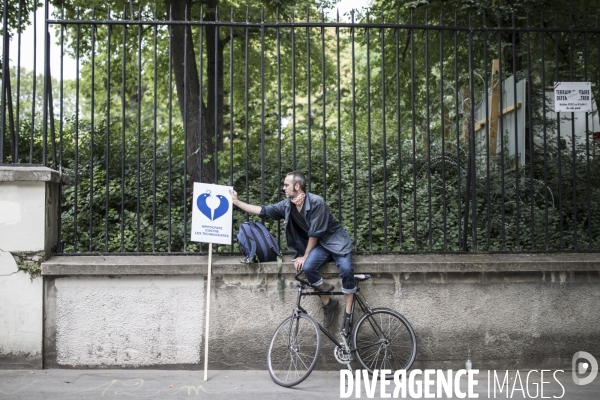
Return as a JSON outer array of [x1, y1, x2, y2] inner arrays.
[[283, 176, 298, 199]]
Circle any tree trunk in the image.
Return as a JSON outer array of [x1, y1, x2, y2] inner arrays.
[[165, 0, 216, 185], [205, 0, 225, 155]]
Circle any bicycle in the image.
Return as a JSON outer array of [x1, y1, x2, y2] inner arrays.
[[267, 269, 417, 387]]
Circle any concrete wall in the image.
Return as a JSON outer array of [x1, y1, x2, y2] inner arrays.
[[0, 251, 43, 369], [48, 276, 204, 368], [41, 254, 600, 370], [0, 181, 46, 253], [0, 166, 66, 369], [0, 166, 64, 257]]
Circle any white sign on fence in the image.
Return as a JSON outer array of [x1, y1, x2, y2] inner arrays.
[[191, 183, 233, 245], [554, 82, 593, 112]]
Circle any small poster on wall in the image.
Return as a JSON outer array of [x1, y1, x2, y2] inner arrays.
[[190, 182, 233, 245]]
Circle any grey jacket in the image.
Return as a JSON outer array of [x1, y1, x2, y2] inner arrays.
[[259, 192, 352, 257]]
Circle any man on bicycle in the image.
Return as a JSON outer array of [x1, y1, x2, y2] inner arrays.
[[230, 171, 355, 328]]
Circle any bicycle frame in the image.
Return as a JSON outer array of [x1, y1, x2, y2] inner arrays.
[[291, 273, 378, 353]]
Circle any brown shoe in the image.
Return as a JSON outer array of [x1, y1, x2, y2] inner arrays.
[[315, 284, 334, 293]]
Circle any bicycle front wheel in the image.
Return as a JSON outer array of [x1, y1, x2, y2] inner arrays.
[[352, 308, 417, 377], [267, 313, 322, 387]]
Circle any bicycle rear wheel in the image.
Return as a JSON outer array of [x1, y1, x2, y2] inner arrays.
[[352, 308, 416, 377], [267, 313, 322, 387]]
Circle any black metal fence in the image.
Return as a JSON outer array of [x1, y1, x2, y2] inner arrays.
[[1, 0, 600, 254]]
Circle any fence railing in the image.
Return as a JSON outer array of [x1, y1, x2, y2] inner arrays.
[[1, 0, 600, 254]]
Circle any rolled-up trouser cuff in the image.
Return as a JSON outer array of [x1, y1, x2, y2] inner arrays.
[[311, 278, 324, 287], [341, 286, 357, 294]]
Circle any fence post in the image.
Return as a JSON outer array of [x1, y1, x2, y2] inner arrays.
[[42, 0, 48, 166], [489, 59, 501, 157], [1, 0, 9, 163]]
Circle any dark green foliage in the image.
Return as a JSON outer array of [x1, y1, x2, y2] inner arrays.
[[18, 106, 597, 253], [4, 1, 600, 254], [220, 115, 600, 253], [58, 115, 194, 253]]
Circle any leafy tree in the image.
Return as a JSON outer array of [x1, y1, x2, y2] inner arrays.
[[2, 66, 76, 164], [0, 0, 40, 36], [51, 0, 339, 186]]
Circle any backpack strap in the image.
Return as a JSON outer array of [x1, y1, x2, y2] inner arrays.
[[276, 254, 283, 278], [239, 223, 258, 264]]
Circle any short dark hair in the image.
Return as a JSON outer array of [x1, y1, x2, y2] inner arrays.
[[286, 171, 306, 192]]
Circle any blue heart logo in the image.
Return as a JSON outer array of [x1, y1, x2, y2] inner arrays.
[[196, 192, 229, 221]]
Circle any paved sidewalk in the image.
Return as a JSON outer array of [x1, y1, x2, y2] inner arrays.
[[0, 369, 598, 399]]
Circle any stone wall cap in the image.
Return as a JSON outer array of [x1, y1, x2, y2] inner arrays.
[[0, 166, 70, 184], [41, 253, 600, 276]]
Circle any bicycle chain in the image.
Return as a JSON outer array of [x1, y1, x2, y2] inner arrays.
[[334, 332, 353, 364]]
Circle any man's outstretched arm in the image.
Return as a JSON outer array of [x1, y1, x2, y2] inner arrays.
[[230, 189, 262, 215]]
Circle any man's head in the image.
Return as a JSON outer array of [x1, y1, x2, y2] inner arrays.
[[284, 171, 306, 199]]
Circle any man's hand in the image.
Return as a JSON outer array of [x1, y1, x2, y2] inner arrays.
[[228, 189, 261, 215], [293, 255, 307, 271], [294, 237, 317, 271]]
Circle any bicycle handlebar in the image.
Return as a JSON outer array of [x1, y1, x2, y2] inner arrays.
[[295, 269, 313, 287]]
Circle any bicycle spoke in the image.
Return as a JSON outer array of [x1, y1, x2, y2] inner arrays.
[[352, 309, 416, 375], [288, 353, 300, 381], [268, 314, 321, 387], [356, 342, 383, 366]]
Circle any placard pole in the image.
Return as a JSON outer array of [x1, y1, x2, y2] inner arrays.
[[203, 243, 213, 381]]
